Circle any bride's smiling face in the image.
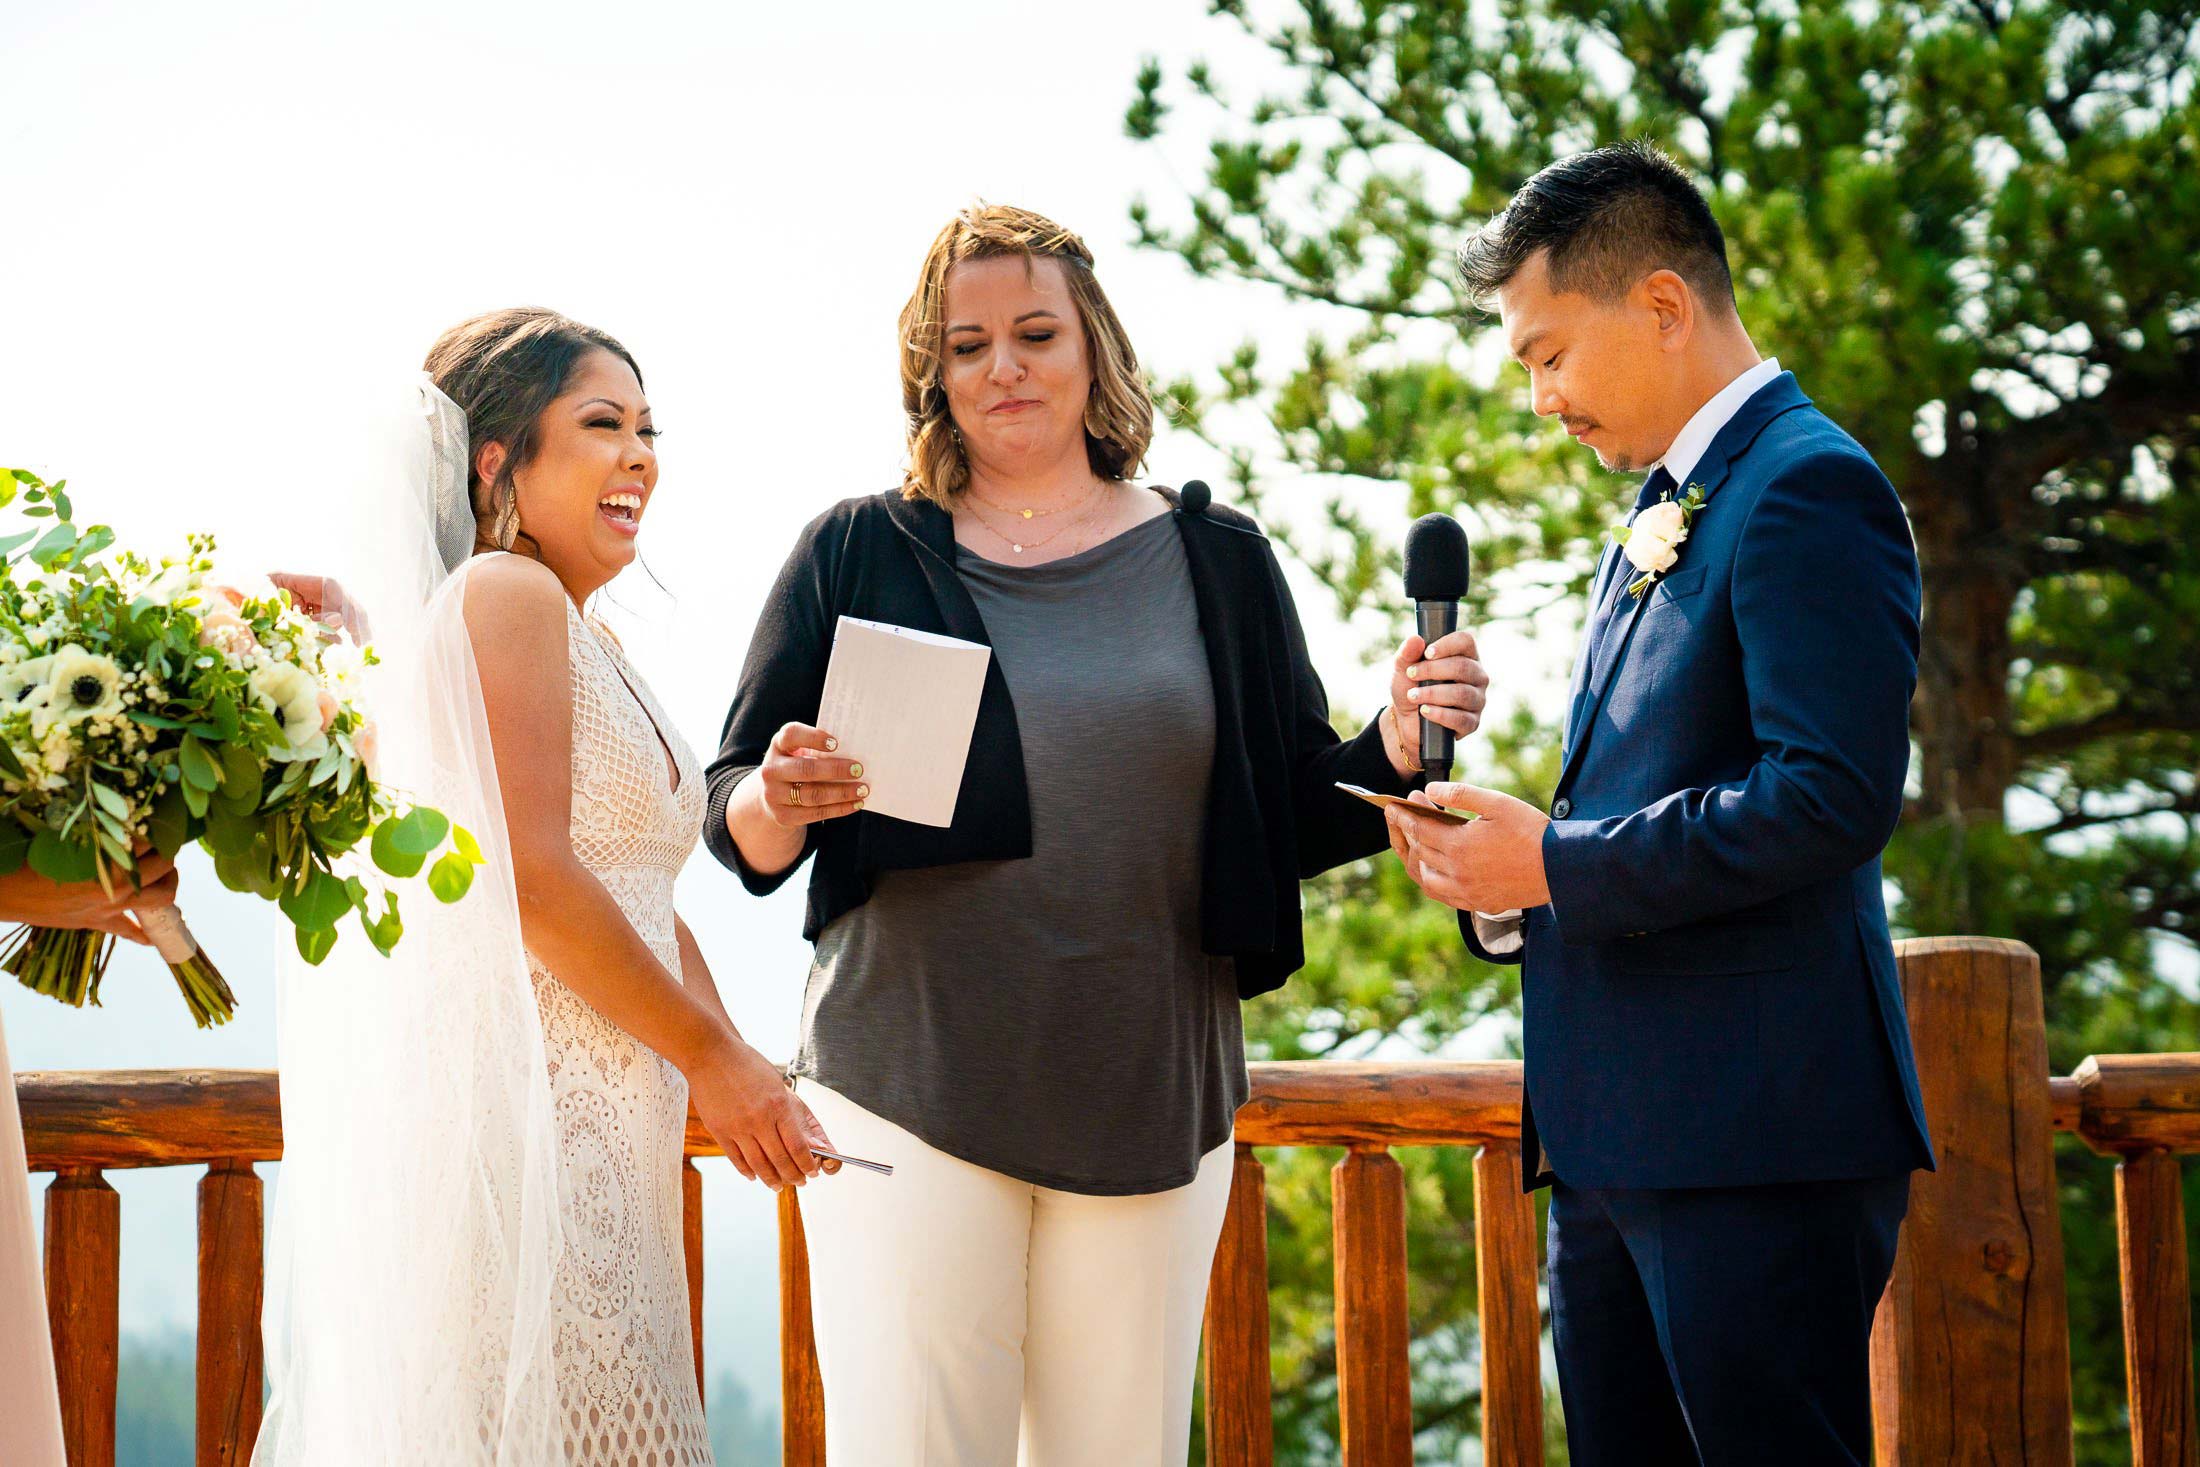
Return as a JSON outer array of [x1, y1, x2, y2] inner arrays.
[[482, 349, 658, 594]]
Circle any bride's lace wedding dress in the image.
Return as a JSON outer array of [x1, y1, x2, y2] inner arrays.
[[530, 595, 713, 1465]]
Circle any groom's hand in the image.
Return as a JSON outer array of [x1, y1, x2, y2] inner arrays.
[[1385, 782, 1553, 912]]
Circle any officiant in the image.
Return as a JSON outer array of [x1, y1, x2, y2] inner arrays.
[[701, 203, 1482, 1465]]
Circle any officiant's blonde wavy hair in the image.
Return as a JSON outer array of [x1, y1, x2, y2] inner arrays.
[[898, 204, 1153, 508]]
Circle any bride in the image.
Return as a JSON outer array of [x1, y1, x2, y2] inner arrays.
[[255, 309, 837, 1464]]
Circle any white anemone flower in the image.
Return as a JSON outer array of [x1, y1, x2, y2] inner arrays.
[[251, 661, 329, 762], [40, 646, 125, 727], [0, 655, 55, 717]]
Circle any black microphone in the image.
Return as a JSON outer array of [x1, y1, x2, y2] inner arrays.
[[1403, 513, 1471, 779]]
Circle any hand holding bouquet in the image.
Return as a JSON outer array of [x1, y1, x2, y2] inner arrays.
[[0, 467, 480, 1026]]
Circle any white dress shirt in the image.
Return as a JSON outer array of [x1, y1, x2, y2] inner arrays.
[[1468, 358, 1784, 958]]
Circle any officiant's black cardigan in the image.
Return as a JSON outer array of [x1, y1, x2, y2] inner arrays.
[[700, 484, 1417, 999]]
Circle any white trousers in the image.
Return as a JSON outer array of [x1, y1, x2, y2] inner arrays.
[[794, 1080, 1235, 1467]]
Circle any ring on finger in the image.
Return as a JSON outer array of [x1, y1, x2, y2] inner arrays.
[[787, 782, 805, 807]]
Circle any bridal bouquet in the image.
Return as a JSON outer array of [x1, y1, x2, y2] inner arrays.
[[0, 467, 482, 1026]]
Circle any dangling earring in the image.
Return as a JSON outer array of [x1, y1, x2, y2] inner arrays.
[[493, 483, 521, 551]]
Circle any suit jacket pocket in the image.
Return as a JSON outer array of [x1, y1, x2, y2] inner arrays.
[[1648, 565, 1709, 606], [1609, 899, 1796, 976]]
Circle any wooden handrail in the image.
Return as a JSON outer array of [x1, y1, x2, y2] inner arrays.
[[17, 939, 2200, 1466], [23, 1056, 2200, 1173]]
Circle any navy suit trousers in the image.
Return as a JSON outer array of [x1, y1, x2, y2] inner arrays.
[[1547, 1172, 1909, 1465]]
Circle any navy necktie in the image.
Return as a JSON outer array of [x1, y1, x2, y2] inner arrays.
[[1634, 464, 1679, 515], [1575, 466, 1679, 722]]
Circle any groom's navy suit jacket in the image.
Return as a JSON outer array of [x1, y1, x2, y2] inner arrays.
[[1466, 372, 1936, 1191]]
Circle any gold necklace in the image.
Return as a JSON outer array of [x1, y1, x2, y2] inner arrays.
[[966, 485, 1086, 521], [964, 483, 1110, 556]]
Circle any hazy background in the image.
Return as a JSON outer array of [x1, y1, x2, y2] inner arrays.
[[1, 3, 1558, 1455]]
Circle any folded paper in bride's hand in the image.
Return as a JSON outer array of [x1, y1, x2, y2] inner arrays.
[[816, 616, 991, 827]]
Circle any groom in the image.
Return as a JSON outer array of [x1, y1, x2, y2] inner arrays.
[[1386, 142, 1934, 1464]]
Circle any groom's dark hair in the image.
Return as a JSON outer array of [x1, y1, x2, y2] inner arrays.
[[1455, 141, 1735, 314]]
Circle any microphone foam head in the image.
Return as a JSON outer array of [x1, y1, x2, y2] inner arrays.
[[1404, 513, 1470, 601], [1178, 480, 1212, 515]]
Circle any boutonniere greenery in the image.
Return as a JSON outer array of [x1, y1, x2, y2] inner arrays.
[[1613, 481, 1709, 599]]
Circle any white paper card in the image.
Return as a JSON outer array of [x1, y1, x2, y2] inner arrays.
[[815, 616, 992, 828]]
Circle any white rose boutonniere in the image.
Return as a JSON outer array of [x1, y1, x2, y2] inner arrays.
[[1613, 481, 1710, 599]]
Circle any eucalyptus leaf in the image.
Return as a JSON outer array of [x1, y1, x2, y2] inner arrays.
[[382, 806, 451, 858], [27, 523, 77, 567], [28, 829, 98, 884], [0, 822, 30, 876], [427, 850, 475, 903], [201, 802, 257, 859], [178, 734, 219, 791], [278, 865, 352, 932], [295, 925, 339, 966], [218, 742, 263, 816], [147, 785, 191, 859], [369, 819, 427, 879]]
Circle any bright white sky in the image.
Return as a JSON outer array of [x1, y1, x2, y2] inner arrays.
[[1, 0, 1571, 1412]]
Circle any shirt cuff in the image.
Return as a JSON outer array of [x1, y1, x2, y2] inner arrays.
[[1471, 909, 1525, 955]]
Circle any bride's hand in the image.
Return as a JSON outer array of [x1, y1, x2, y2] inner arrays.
[[752, 722, 868, 827], [689, 1037, 842, 1191]]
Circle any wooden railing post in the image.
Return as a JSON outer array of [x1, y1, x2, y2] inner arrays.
[[2114, 1147, 2197, 1466], [1871, 937, 2073, 1463], [1333, 1145, 1411, 1466], [778, 1189, 826, 1467], [45, 1167, 119, 1467], [2069, 1056, 2200, 1467], [1202, 1144, 1275, 1466], [1472, 1143, 1543, 1466], [682, 1159, 705, 1399], [195, 1159, 262, 1467]]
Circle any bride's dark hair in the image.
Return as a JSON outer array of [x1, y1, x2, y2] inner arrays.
[[424, 308, 645, 559]]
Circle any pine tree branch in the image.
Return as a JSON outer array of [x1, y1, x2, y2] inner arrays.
[[2033, 790, 2200, 839], [2020, 703, 2200, 756]]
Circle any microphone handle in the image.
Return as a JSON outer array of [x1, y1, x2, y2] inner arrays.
[[1414, 599, 1460, 779]]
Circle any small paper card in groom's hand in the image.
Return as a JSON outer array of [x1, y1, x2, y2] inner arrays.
[[1334, 782, 1480, 820], [816, 616, 992, 828]]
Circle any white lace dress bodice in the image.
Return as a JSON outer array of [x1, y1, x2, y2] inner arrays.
[[526, 600, 713, 1466]]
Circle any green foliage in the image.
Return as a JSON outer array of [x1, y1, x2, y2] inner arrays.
[[0, 467, 481, 1019], [1132, 2, 2198, 1460]]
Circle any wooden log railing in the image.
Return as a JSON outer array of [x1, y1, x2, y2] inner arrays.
[[14, 937, 2200, 1465]]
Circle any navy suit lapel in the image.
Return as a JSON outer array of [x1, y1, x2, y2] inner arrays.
[[1554, 373, 1812, 798], [1563, 545, 1629, 755]]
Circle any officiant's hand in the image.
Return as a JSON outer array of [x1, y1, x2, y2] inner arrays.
[[1385, 629, 1489, 778], [268, 572, 373, 642], [752, 722, 869, 828], [1385, 782, 1551, 912], [690, 1036, 842, 1191]]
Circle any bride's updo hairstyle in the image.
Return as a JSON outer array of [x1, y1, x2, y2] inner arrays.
[[424, 308, 645, 559]]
